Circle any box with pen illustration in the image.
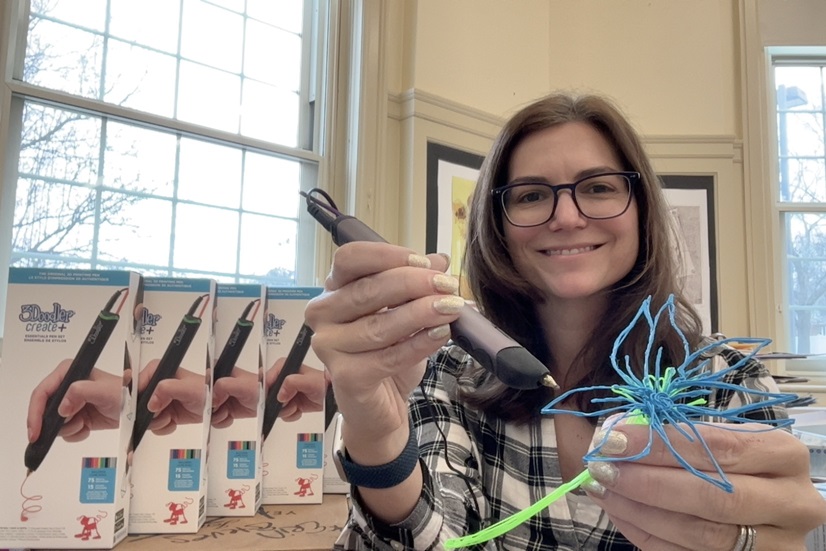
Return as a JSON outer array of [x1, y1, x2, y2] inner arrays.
[[262, 287, 326, 505], [0, 267, 143, 549], [206, 283, 266, 517], [128, 277, 216, 534]]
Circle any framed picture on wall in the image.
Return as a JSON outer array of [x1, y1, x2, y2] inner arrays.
[[426, 142, 485, 297], [660, 175, 718, 334]]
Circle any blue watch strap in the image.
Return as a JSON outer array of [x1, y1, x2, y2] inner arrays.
[[336, 420, 419, 489]]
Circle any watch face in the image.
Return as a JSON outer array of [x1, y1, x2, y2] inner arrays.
[[330, 412, 349, 483]]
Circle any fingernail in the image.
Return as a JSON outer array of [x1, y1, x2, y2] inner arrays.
[[581, 477, 606, 498], [588, 461, 619, 486], [433, 295, 465, 314], [433, 274, 459, 294], [408, 254, 431, 268], [427, 324, 451, 340], [438, 252, 451, 268], [27, 426, 33, 441], [592, 429, 627, 455]]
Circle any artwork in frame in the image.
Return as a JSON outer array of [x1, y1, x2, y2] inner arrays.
[[426, 142, 485, 299], [660, 175, 718, 334]]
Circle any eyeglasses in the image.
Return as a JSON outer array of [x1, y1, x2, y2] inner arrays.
[[492, 171, 640, 227]]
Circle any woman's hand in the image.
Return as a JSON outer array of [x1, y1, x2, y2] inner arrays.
[[304, 242, 461, 451], [212, 366, 262, 428], [585, 419, 826, 550], [137, 360, 207, 435]]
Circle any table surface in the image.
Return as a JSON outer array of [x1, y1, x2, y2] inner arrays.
[[117, 494, 349, 551]]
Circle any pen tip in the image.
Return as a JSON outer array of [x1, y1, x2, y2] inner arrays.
[[541, 373, 560, 390]]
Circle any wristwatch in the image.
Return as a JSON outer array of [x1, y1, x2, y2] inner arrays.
[[331, 412, 420, 489]]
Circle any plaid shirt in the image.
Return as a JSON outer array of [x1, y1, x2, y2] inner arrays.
[[334, 340, 787, 550]]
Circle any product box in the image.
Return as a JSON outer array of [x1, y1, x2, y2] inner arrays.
[[262, 287, 326, 504], [206, 283, 266, 517], [0, 268, 143, 549], [128, 277, 216, 534]]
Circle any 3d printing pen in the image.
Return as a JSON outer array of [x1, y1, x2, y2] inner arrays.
[[25, 288, 130, 473], [131, 294, 209, 451], [261, 322, 313, 440], [213, 299, 260, 381], [302, 189, 558, 391]]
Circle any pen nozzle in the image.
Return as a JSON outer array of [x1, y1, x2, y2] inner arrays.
[[541, 373, 560, 390], [187, 294, 210, 318]]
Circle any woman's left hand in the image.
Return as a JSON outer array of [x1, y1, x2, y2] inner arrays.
[[585, 419, 826, 551]]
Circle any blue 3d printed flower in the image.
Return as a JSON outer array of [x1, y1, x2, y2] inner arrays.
[[445, 294, 798, 548]]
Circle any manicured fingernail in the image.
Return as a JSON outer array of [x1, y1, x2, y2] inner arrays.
[[438, 252, 451, 268], [433, 295, 465, 314], [433, 274, 459, 294], [581, 477, 606, 498], [427, 324, 451, 340], [592, 429, 627, 455], [27, 427, 33, 441], [588, 461, 619, 486], [408, 254, 431, 268]]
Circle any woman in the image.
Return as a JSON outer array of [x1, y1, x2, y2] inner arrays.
[[304, 92, 826, 550]]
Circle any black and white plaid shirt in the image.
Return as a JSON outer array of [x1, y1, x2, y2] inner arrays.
[[334, 342, 787, 550]]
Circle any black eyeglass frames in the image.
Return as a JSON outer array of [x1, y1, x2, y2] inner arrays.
[[491, 171, 640, 227]]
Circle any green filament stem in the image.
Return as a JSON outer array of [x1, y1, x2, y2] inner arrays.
[[443, 469, 594, 549]]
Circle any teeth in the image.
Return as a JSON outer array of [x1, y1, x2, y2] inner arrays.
[[546, 246, 596, 256]]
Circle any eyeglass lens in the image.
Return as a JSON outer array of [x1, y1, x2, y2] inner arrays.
[[501, 174, 631, 226]]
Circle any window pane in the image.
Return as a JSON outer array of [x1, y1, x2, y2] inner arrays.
[[13, 179, 96, 259], [178, 138, 242, 206], [31, 0, 107, 31], [24, 18, 103, 98], [105, 40, 178, 117], [19, 102, 100, 184], [242, 153, 301, 217], [97, 193, 172, 266], [786, 213, 826, 354], [173, 204, 239, 273], [180, 0, 243, 74], [178, 60, 241, 132], [782, 158, 826, 202], [245, 19, 302, 89], [239, 213, 297, 277], [104, 122, 177, 196], [241, 80, 299, 146], [776, 67, 824, 111], [109, 0, 182, 54], [248, 0, 304, 33]]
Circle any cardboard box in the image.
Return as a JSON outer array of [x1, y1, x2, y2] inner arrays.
[[0, 268, 142, 549], [129, 278, 216, 534], [262, 287, 325, 504], [206, 283, 266, 517]]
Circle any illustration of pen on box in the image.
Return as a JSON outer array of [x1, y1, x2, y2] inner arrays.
[[261, 323, 313, 441], [131, 294, 209, 451], [213, 299, 260, 381], [24, 288, 130, 475]]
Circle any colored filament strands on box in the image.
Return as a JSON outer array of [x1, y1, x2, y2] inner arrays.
[[19, 471, 42, 522], [444, 295, 798, 549]]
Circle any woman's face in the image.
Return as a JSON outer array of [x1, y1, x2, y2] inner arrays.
[[503, 121, 639, 303]]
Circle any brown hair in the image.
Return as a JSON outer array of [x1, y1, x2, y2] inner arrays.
[[462, 92, 703, 423]]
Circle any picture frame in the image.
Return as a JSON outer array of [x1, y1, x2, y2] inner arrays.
[[660, 175, 718, 334], [425, 142, 485, 297]]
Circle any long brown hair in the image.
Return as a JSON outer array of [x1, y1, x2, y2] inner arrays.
[[462, 92, 703, 423]]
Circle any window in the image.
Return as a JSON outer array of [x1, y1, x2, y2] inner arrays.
[[1, 0, 331, 286], [773, 56, 826, 358]]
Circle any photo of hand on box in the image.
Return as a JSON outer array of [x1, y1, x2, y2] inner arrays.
[[265, 357, 327, 423], [211, 366, 262, 428], [27, 359, 130, 444], [137, 359, 206, 436]]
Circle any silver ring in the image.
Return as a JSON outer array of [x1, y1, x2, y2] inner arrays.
[[731, 525, 757, 551]]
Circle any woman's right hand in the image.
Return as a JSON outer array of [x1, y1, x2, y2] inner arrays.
[[304, 242, 462, 451]]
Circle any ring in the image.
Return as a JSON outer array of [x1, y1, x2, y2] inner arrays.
[[730, 525, 757, 551]]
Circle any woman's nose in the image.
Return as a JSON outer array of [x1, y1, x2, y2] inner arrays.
[[548, 191, 586, 228]]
